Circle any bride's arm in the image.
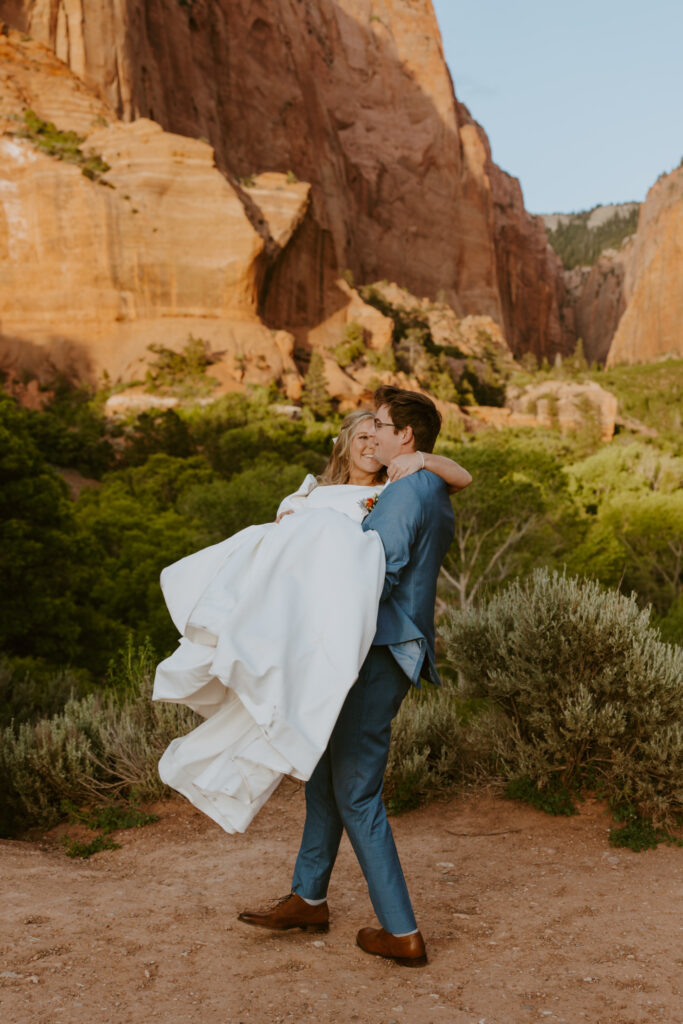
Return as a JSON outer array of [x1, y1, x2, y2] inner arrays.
[[275, 473, 319, 521], [386, 451, 472, 493]]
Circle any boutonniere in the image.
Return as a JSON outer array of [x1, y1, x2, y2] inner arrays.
[[359, 493, 380, 516]]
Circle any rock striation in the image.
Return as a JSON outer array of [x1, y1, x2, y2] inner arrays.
[[606, 166, 683, 365], [2, 3, 678, 384], [0, 32, 304, 392], [1, 0, 571, 360]]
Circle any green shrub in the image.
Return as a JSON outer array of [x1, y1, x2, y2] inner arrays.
[[442, 569, 683, 827], [0, 657, 93, 728], [608, 802, 681, 852], [59, 801, 159, 857], [62, 834, 120, 858], [366, 347, 397, 372], [385, 684, 493, 813], [144, 335, 218, 397], [333, 322, 367, 367], [0, 640, 198, 837], [16, 110, 110, 183]]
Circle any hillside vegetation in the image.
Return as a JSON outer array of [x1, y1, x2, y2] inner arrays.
[[544, 205, 639, 268], [1, 361, 682, 841]]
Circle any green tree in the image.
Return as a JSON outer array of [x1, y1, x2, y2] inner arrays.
[[439, 438, 580, 611], [333, 322, 367, 367], [21, 384, 116, 478], [121, 409, 197, 465], [566, 443, 683, 638], [300, 351, 332, 419], [207, 418, 327, 480], [180, 457, 312, 542], [0, 397, 85, 662]]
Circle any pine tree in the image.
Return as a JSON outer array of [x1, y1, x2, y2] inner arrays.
[[301, 351, 332, 419]]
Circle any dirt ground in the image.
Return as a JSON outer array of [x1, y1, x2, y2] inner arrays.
[[1, 785, 681, 1024]]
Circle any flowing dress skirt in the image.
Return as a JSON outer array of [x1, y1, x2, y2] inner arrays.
[[153, 507, 385, 833]]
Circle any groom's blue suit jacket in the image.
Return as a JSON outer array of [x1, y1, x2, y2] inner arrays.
[[361, 470, 454, 687]]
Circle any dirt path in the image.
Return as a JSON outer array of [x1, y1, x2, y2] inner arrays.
[[1, 786, 681, 1024]]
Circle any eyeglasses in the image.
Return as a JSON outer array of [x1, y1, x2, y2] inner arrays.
[[374, 418, 395, 430]]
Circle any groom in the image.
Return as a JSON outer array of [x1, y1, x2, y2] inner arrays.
[[238, 386, 467, 965]]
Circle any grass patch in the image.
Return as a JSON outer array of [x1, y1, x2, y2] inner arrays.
[[504, 775, 577, 817], [590, 360, 683, 443], [16, 110, 111, 184], [63, 801, 159, 834], [510, 357, 683, 444], [61, 833, 120, 859], [608, 803, 682, 852], [59, 800, 159, 858]]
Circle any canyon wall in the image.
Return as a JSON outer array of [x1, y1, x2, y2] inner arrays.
[[2, 1, 679, 372], [564, 252, 627, 366], [0, 0, 570, 359], [0, 32, 306, 392], [606, 166, 683, 366]]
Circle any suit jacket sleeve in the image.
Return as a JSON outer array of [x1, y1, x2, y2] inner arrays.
[[361, 481, 422, 602]]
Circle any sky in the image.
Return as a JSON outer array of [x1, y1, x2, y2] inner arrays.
[[432, 0, 683, 214]]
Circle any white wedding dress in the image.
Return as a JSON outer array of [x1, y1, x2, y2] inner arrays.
[[152, 475, 386, 833]]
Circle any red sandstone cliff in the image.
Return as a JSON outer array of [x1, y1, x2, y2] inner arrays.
[[454, 101, 573, 359], [0, 32, 307, 393], [565, 252, 627, 366], [0, 0, 569, 359], [606, 166, 683, 366]]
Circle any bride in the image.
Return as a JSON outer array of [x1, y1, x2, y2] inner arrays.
[[153, 409, 463, 833]]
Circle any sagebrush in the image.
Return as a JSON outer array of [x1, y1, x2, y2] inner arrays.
[[442, 569, 683, 826], [385, 684, 493, 812], [0, 641, 198, 836]]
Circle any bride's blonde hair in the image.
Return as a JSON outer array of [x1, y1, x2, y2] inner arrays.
[[317, 410, 386, 486]]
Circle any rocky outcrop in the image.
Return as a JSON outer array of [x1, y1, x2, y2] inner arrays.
[[565, 250, 627, 365], [0, 32, 304, 393], [606, 166, 683, 365], [0, 29, 440, 410], [358, 280, 511, 358], [542, 202, 640, 233], [506, 379, 618, 441], [545, 180, 682, 367], [1, 0, 571, 360], [485, 158, 573, 360], [454, 101, 573, 361]]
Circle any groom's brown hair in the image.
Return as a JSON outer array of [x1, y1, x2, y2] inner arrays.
[[374, 386, 441, 453]]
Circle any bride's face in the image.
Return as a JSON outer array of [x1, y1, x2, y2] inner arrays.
[[349, 420, 381, 476]]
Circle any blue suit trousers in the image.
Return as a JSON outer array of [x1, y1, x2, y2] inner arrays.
[[291, 645, 417, 935]]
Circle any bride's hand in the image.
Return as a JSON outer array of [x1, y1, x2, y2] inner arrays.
[[275, 510, 294, 524], [386, 452, 425, 482]]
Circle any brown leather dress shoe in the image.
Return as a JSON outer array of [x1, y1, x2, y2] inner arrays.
[[237, 893, 329, 933], [356, 926, 428, 967]]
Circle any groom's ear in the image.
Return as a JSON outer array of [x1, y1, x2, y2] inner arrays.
[[400, 424, 414, 447]]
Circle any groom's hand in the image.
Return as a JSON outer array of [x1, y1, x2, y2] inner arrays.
[[275, 510, 294, 524]]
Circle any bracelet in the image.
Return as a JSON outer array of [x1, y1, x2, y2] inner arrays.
[[418, 451, 425, 469]]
